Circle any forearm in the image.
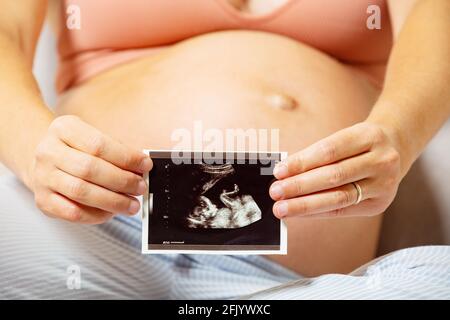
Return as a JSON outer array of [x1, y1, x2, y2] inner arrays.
[[367, 0, 450, 175], [0, 33, 54, 188]]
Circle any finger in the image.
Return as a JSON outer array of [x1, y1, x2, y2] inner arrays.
[[51, 116, 152, 173], [273, 124, 374, 179], [45, 192, 115, 224], [270, 152, 375, 200], [298, 198, 381, 219], [48, 169, 141, 215], [272, 180, 373, 218], [51, 140, 147, 196]]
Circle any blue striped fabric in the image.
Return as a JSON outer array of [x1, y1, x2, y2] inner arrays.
[[0, 174, 449, 299]]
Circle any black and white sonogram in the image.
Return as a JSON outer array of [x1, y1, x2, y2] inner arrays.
[[141, 151, 287, 254], [187, 163, 262, 229]]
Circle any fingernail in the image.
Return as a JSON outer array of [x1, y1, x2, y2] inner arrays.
[[139, 157, 153, 172], [128, 200, 140, 214], [269, 183, 284, 200], [275, 201, 288, 218], [136, 180, 147, 195], [273, 163, 288, 178]]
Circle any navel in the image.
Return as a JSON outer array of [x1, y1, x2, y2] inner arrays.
[[266, 93, 298, 110]]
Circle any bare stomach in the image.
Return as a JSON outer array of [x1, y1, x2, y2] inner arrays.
[[56, 31, 383, 276]]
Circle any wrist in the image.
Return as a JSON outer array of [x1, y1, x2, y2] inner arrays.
[[366, 104, 415, 178], [21, 156, 36, 192], [22, 111, 54, 192]]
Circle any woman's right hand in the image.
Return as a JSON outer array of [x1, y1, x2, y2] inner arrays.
[[30, 115, 153, 224]]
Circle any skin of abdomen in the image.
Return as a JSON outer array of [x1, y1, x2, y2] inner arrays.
[[56, 31, 382, 276]]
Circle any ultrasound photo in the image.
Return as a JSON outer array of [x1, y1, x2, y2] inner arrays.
[[141, 150, 287, 254]]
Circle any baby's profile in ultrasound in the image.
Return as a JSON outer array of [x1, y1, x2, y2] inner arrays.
[[145, 151, 284, 253], [187, 163, 262, 229]]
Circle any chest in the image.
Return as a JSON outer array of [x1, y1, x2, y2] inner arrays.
[[58, 0, 392, 63], [226, 0, 289, 15]]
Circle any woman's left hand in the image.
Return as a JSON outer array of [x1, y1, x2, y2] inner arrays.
[[269, 122, 404, 219]]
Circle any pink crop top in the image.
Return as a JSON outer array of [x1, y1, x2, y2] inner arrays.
[[56, 0, 392, 93]]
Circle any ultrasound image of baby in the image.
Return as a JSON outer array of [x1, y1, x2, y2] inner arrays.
[[187, 163, 262, 229]]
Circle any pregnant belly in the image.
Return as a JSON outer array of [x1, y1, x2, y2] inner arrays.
[[56, 31, 383, 276]]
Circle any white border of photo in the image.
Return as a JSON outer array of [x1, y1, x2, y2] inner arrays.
[[140, 149, 287, 255]]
